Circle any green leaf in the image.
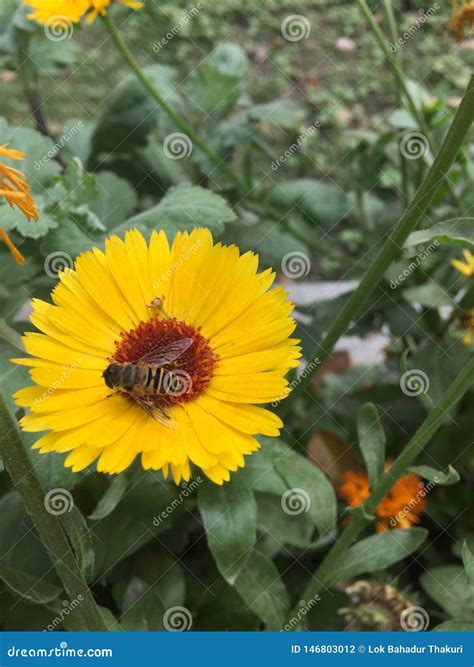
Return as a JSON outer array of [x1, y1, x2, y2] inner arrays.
[[60, 507, 94, 583], [120, 577, 166, 631], [409, 464, 460, 485], [270, 179, 351, 227], [92, 172, 137, 229], [462, 542, 474, 591], [0, 567, 61, 605], [432, 620, 474, 631], [198, 476, 257, 585], [272, 440, 337, 537], [126, 184, 236, 235], [246, 100, 306, 130], [402, 283, 454, 308], [256, 492, 315, 549], [89, 476, 130, 521], [333, 528, 427, 582], [90, 65, 186, 157], [234, 548, 289, 630], [405, 218, 474, 249], [421, 566, 474, 620], [357, 403, 386, 488]]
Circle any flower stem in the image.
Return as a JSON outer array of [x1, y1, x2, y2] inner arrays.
[[287, 357, 474, 624], [102, 14, 240, 185], [283, 74, 474, 411], [0, 395, 109, 631], [357, 0, 459, 202], [0, 318, 24, 352]]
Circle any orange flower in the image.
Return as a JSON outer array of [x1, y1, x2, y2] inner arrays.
[[337, 462, 426, 532], [450, 1, 474, 40], [0, 145, 39, 264]]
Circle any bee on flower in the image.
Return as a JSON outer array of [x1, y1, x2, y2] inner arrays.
[[0, 145, 39, 264], [14, 228, 301, 485]]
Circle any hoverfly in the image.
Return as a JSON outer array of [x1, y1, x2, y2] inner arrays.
[[102, 337, 193, 428]]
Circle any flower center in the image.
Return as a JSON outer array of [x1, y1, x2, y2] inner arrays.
[[111, 317, 217, 408]]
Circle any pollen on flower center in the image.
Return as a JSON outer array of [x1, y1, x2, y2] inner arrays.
[[110, 316, 218, 407]]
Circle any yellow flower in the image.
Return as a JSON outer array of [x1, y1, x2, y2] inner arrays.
[[14, 228, 301, 485], [23, 0, 90, 25], [86, 0, 144, 23], [456, 309, 474, 346], [0, 145, 39, 264], [23, 0, 143, 26], [451, 249, 474, 278]]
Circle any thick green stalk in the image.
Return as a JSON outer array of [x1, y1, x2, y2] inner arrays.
[[287, 357, 474, 623], [0, 395, 109, 631], [283, 74, 474, 410]]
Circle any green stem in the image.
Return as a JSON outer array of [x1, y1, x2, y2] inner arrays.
[[0, 395, 109, 631], [0, 318, 24, 352], [283, 74, 474, 412], [357, 0, 459, 202], [357, 0, 430, 138], [102, 14, 240, 185], [287, 357, 474, 623]]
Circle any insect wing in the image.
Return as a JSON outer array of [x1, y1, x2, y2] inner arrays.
[[138, 338, 193, 365], [125, 391, 177, 429]]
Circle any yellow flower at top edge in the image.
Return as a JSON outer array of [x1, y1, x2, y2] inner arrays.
[[0, 145, 39, 265], [23, 0, 143, 26], [451, 248, 474, 278], [337, 462, 426, 532], [13, 228, 301, 485]]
